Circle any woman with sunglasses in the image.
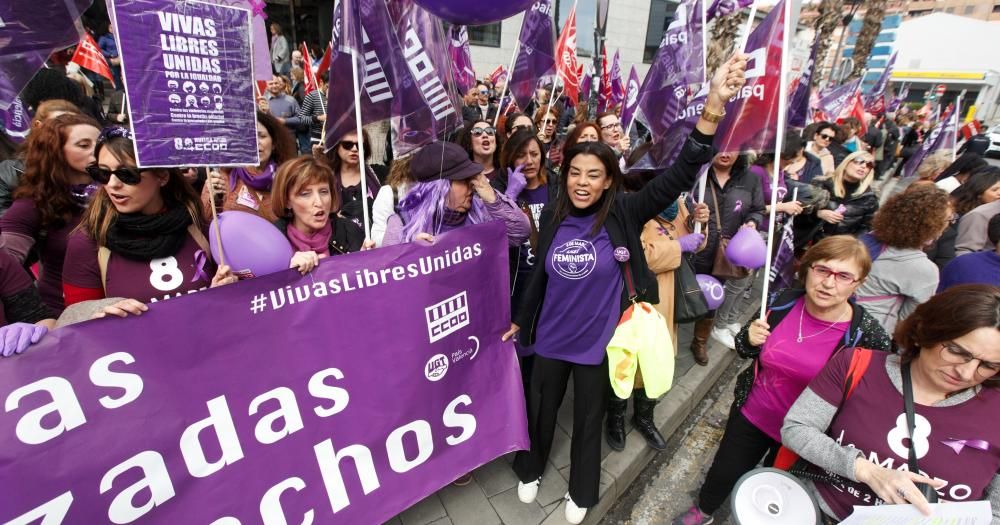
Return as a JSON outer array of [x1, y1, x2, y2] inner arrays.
[[782, 284, 1000, 523], [854, 186, 952, 335], [458, 120, 500, 181], [0, 113, 101, 315], [806, 122, 837, 176], [534, 105, 563, 168], [62, 129, 236, 318], [202, 111, 297, 223], [799, 151, 880, 246], [674, 236, 891, 525], [327, 129, 382, 229]]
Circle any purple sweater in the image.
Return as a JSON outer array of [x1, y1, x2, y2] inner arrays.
[[382, 190, 530, 247]]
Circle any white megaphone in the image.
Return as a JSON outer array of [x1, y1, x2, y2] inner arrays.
[[731, 468, 821, 525]]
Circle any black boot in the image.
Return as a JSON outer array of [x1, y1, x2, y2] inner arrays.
[[633, 389, 667, 450], [606, 394, 628, 451]]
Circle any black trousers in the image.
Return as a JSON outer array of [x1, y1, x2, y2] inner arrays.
[[512, 354, 608, 507], [697, 403, 780, 514]]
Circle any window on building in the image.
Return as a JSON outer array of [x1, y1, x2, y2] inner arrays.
[[944, 6, 955, 13], [643, 0, 681, 63], [555, 0, 596, 57], [994, 4, 1000, 13], [964, 5, 976, 14], [467, 23, 502, 47]]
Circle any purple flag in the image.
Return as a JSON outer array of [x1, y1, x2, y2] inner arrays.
[[449, 26, 477, 94], [631, 86, 707, 171], [817, 78, 860, 122], [509, 0, 556, 111], [787, 34, 819, 129], [714, 0, 785, 153], [0, 222, 528, 525], [609, 50, 625, 109], [620, 65, 641, 132], [205, 0, 273, 82], [865, 52, 896, 111], [900, 105, 957, 179], [0, 0, 90, 110], [887, 83, 909, 113], [580, 68, 594, 107], [636, 0, 704, 139], [768, 216, 797, 290], [112, 0, 259, 167], [707, 0, 753, 22], [0, 97, 32, 143]]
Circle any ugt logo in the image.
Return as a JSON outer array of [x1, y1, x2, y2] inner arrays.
[[425, 291, 470, 343]]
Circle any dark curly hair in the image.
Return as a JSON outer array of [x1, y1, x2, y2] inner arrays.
[[872, 185, 951, 249]]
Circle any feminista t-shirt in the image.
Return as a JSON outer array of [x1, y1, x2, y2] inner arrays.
[[534, 214, 622, 365], [63, 231, 217, 304], [809, 349, 1000, 519]]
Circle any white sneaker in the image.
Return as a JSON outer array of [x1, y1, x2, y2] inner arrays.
[[517, 478, 540, 503], [564, 494, 588, 524], [710, 326, 736, 350]]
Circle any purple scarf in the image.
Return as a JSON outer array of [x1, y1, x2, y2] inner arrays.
[[229, 161, 277, 192], [286, 221, 333, 258]]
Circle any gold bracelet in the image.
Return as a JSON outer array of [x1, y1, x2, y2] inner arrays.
[[701, 106, 726, 123]]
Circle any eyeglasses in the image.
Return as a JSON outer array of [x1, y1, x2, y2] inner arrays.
[[470, 127, 496, 137], [851, 158, 875, 170], [339, 141, 359, 151], [541, 119, 557, 126], [817, 133, 835, 141], [600, 122, 622, 131], [478, 89, 488, 95], [87, 165, 143, 185], [939, 341, 1000, 380], [810, 264, 859, 285]]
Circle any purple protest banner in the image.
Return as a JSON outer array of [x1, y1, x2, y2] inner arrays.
[[887, 83, 909, 113], [714, 0, 785, 153], [787, 34, 818, 129], [0, 222, 528, 524], [636, 0, 703, 140], [900, 105, 956, 180], [509, 0, 556, 111], [203, 0, 273, 83], [580, 67, 594, 107], [768, 216, 796, 290], [865, 52, 896, 111], [707, 0, 753, 22], [609, 50, 625, 109], [620, 65, 641, 132], [449, 25, 478, 94], [0, 0, 90, 110], [0, 97, 32, 143], [816, 78, 860, 122], [630, 85, 706, 171], [111, 0, 259, 168]]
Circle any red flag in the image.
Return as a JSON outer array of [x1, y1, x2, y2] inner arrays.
[[301, 42, 317, 94], [488, 65, 508, 85], [70, 32, 114, 86], [597, 47, 612, 112], [554, 2, 580, 104], [960, 119, 982, 140], [837, 92, 867, 136], [315, 42, 333, 77]]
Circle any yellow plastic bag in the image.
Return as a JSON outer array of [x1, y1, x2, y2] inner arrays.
[[606, 302, 675, 399]]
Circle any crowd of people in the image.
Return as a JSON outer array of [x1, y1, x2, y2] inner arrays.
[[1, 19, 999, 525]]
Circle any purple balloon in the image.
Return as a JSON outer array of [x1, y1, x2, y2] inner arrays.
[[725, 227, 767, 269], [412, 0, 536, 25], [209, 211, 294, 279], [696, 274, 725, 310]]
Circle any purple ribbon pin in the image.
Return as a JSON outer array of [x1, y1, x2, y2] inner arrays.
[[733, 199, 743, 213], [940, 438, 990, 455], [192, 250, 211, 283], [248, 0, 268, 19], [614, 247, 630, 262]]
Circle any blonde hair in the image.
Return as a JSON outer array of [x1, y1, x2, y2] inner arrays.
[[831, 150, 876, 198], [917, 151, 951, 181]]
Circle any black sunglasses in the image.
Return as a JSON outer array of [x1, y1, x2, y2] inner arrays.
[[470, 127, 496, 137], [818, 133, 835, 140], [339, 141, 359, 151], [87, 165, 143, 185]]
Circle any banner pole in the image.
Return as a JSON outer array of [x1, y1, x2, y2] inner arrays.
[[494, 41, 520, 128], [758, 0, 791, 321], [351, 49, 371, 240], [206, 167, 226, 267], [737, 0, 759, 55], [693, 166, 708, 235], [954, 90, 965, 161]]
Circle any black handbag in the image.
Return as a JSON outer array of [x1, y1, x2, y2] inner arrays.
[[674, 254, 709, 323]]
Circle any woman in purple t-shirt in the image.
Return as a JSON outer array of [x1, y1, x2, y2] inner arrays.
[[673, 236, 891, 525], [0, 250, 55, 357], [0, 113, 101, 314], [783, 285, 1000, 522], [502, 54, 749, 524]]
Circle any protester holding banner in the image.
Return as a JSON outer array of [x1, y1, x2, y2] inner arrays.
[[326, 129, 383, 228], [62, 128, 237, 316], [0, 113, 100, 314], [505, 53, 747, 524], [0, 250, 56, 357], [269, 156, 366, 271], [381, 142, 529, 248], [854, 186, 951, 335], [797, 151, 880, 246], [202, 111, 296, 224], [675, 236, 891, 525], [458, 120, 500, 181], [781, 284, 1000, 523]]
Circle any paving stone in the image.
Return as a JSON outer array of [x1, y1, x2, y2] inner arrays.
[[489, 486, 548, 524], [398, 493, 446, 525], [535, 461, 570, 507], [382, 517, 402, 525], [438, 481, 500, 525], [428, 518, 453, 525], [474, 459, 519, 498]]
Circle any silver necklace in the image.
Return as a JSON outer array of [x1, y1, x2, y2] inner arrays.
[[797, 304, 850, 343]]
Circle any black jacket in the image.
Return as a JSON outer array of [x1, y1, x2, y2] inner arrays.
[[958, 133, 991, 156], [796, 178, 878, 244], [690, 164, 766, 274], [513, 131, 715, 345], [798, 152, 825, 184], [462, 104, 497, 124], [273, 214, 365, 256]]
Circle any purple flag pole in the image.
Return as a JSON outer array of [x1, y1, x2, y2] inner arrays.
[[351, 53, 370, 239], [621, 65, 641, 135], [494, 40, 521, 127], [758, 0, 790, 320]]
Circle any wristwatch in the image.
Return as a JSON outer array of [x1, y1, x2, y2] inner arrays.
[[701, 106, 726, 123]]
